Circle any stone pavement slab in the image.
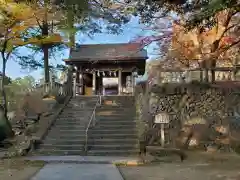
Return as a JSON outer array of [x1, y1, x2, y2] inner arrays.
[[30, 163, 123, 180], [24, 155, 141, 164]]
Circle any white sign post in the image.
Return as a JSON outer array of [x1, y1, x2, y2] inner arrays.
[[155, 113, 170, 147]]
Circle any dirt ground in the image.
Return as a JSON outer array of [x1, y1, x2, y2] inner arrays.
[[1, 152, 240, 180], [118, 152, 240, 180], [0, 159, 45, 180]]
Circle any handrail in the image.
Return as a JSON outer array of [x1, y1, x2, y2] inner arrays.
[[84, 95, 102, 152]]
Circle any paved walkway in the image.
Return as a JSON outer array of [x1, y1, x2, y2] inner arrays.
[[24, 156, 140, 180], [30, 163, 123, 180]]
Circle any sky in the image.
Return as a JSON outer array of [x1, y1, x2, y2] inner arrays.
[[0, 16, 159, 80]]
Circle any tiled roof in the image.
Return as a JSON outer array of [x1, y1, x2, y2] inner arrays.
[[67, 43, 148, 61]]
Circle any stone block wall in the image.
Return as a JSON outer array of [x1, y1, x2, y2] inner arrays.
[[135, 82, 240, 153]]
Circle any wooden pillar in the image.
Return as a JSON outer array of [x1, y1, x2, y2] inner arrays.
[[118, 69, 122, 95], [73, 72, 76, 97], [92, 70, 96, 95], [79, 67, 83, 95], [76, 68, 80, 95], [132, 71, 135, 95]]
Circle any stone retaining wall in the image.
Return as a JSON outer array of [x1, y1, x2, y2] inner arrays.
[[135, 82, 240, 152]]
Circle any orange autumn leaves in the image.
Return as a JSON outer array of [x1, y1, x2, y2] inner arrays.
[[170, 16, 237, 68], [0, 0, 64, 52]]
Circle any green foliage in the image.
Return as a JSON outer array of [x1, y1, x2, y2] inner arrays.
[[125, 0, 239, 28], [11, 76, 35, 89], [5, 75, 36, 111], [56, 0, 131, 35], [186, 0, 239, 29], [0, 73, 11, 85], [14, 0, 131, 74]]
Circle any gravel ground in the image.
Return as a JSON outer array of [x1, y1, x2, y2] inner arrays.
[[0, 159, 45, 180], [118, 153, 240, 180]]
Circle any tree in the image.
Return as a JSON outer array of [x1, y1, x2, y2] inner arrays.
[[0, 0, 66, 113], [11, 75, 35, 90], [15, 0, 131, 83], [0, 72, 11, 85], [5, 75, 35, 112], [175, 11, 239, 82], [0, 0, 37, 114], [128, 1, 239, 82], [186, 0, 240, 28]]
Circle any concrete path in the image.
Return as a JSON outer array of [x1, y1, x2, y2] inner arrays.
[[30, 163, 123, 180]]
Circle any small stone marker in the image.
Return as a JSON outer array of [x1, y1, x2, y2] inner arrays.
[[155, 113, 170, 147]]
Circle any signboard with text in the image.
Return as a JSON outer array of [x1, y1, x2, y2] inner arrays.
[[155, 113, 170, 124]]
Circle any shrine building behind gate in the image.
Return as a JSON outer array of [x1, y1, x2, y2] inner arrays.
[[64, 43, 148, 95]]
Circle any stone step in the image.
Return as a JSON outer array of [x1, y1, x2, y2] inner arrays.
[[96, 111, 136, 115], [52, 121, 87, 126], [52, 125, 86, 130], [98, 106, 135, 110], [96, 114, 136, 117], [88, 144, 137, 151], [72, 98, 98, 100], [43, 131, 86, 141], [101, 104, 135, 107], [50, 127, 86, 132], [96, 117, 136, 121], [102, 97, 134, 102], [63, 108, 95, 111], [67, 102, 97, 105], [90, 128, 136, 134], [93, 124, 136, 129], [43, 138, 137, 146], [58, 116, 92, 119], [46, 129, 86, 135], [87, 149, 138, 156], [67, 103, 97, 106], [99, 105, 135, 108], [96, 115, 136, 119], [46, 132, 137, 140], [34, 149, 85, 156], [57, 116, 90, 120], [65, 103, 97, 106], [40, 144, 84, 151], [53, 121, 87, 126], [45, 131, 85, 138], [95, 121, 136, 126], [60, 110, 93, 117], [73, 96, 98, 99], [68, 101, 97, 103], [90, 133, 138, 139], [61, 110, 93, 112], [70, 100, 97, 102], [47, 129, 136, 135], [63, 108, 96, 110]]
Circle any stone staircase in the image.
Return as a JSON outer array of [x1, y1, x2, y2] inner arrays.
[[33, 95, 139, 156], [86, 96, 139, 156], [33, 96, 98, 155]]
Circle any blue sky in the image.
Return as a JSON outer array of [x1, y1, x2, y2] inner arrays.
[[1, 16, 158, 80]]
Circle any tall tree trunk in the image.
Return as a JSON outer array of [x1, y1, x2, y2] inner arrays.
[[67, 9, 75, 49], [1, 59, 7, 115], [1, 57, 14, 137], [43, 0, 49, 83]]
